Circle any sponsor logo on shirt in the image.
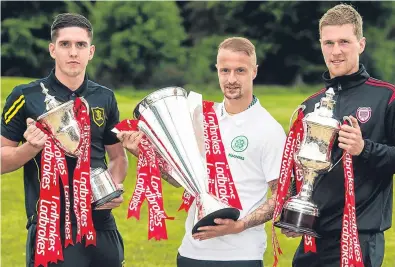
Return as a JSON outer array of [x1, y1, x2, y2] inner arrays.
[[228, 153, 245, 160]]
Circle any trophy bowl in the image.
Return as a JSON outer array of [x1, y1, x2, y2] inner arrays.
[[37, 100, 81, 157]]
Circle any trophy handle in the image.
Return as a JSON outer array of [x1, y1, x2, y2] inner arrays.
[[289, 105, 306, 131], [80, 97, 90, 115], [328, 115, 354, 172], [342, 115, 353, 127]]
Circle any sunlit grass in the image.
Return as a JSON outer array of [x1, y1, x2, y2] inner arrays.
[[1, 77, 394, 267]]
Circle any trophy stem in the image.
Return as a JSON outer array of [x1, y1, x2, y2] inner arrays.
[[298, 168, 318, 201]]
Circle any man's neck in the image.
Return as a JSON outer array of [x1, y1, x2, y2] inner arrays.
[[55, 67, 85, 91], [224, 94, 254, 115], [329, 64, 360, 79]]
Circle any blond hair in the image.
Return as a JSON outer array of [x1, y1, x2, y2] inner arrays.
[[218, 37, 257, 65], [319, 4, 363, 40]]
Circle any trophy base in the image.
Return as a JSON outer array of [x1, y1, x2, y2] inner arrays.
[[274, 221, 320, 238], [92, 189, 124, 209], [192, 208, 240, 234], [274, 208, 320, 238]]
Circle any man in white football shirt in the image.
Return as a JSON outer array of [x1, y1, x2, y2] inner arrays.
[[118, 37, 286, 267]]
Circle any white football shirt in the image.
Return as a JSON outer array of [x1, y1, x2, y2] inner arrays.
[[178, 98, 286, 261]]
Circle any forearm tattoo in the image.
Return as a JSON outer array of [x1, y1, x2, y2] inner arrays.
[[242, 180, 278, 230]]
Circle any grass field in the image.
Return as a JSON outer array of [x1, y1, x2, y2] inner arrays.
[[1, 77, 394, 267]]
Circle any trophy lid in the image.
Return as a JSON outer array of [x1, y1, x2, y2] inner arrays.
[[133, 87, 187, 119], [40, 82, 61, 110], [318, 87, 336, 116], [305, 88, 340, 129]]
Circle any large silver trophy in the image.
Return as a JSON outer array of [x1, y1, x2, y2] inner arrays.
[[274, 88, 346, 237], [133, 87, 240, 234], [36, 83, 123, 208]]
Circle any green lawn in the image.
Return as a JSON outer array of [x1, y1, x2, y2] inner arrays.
[[1, 77, 394, 267]]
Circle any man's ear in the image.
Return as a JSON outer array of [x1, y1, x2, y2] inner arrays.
[[89, 45, 95, 61], [253, 65, 259, 80], [49, 43, 56, 59], [359, 37, 366, 55]]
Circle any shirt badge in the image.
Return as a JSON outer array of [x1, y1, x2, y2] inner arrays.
[[231, 135, 248, 152], [356, 107, 371, 123], [91, 107, 105, 127]]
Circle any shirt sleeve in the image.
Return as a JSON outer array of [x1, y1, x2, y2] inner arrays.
[[103, 91, 120, 146], [359, 98, 395, 174], [261, 121, 287, 183], [1, 86, 27, 142]]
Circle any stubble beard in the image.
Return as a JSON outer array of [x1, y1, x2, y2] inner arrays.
[[224, 87, 242, 100]]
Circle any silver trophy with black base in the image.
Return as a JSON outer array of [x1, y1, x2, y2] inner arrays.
[[274, 88, 344, 237], [133, 87, 240, 234]]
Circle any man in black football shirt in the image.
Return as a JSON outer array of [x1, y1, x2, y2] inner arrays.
[[1, 13, 128, 267]]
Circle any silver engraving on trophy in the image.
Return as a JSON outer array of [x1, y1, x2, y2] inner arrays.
[[37, 82, 84, 157], [275, 88, 341, 237], [90, 168, 124, 208], [133, 87, 240, 234]]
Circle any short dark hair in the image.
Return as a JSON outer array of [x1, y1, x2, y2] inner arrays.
[[51, 13, 93, 42]]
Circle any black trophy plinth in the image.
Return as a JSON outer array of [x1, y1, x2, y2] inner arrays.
[[274, 208, 320, 238], [192, 208, 240, 234], [92, 189, 124, 209]]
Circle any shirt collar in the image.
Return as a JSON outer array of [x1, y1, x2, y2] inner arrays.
[[218, 95, 258, 120], [46, 69, 89, 100], [322, 64, 370, 92]]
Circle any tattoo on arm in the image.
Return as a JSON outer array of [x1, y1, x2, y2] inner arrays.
[[241, 180, 278, 230]]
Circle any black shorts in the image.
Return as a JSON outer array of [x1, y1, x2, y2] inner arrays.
[[26, 224, 124, 267], [177, 253, 263, 267], [292, 231, 385, 267]]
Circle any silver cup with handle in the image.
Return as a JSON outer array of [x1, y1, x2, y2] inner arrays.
[[274, 88, 347, 237], [37, 83, 123, 207]]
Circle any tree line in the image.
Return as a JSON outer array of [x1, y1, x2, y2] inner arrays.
[[2, 1, 394, 89]]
